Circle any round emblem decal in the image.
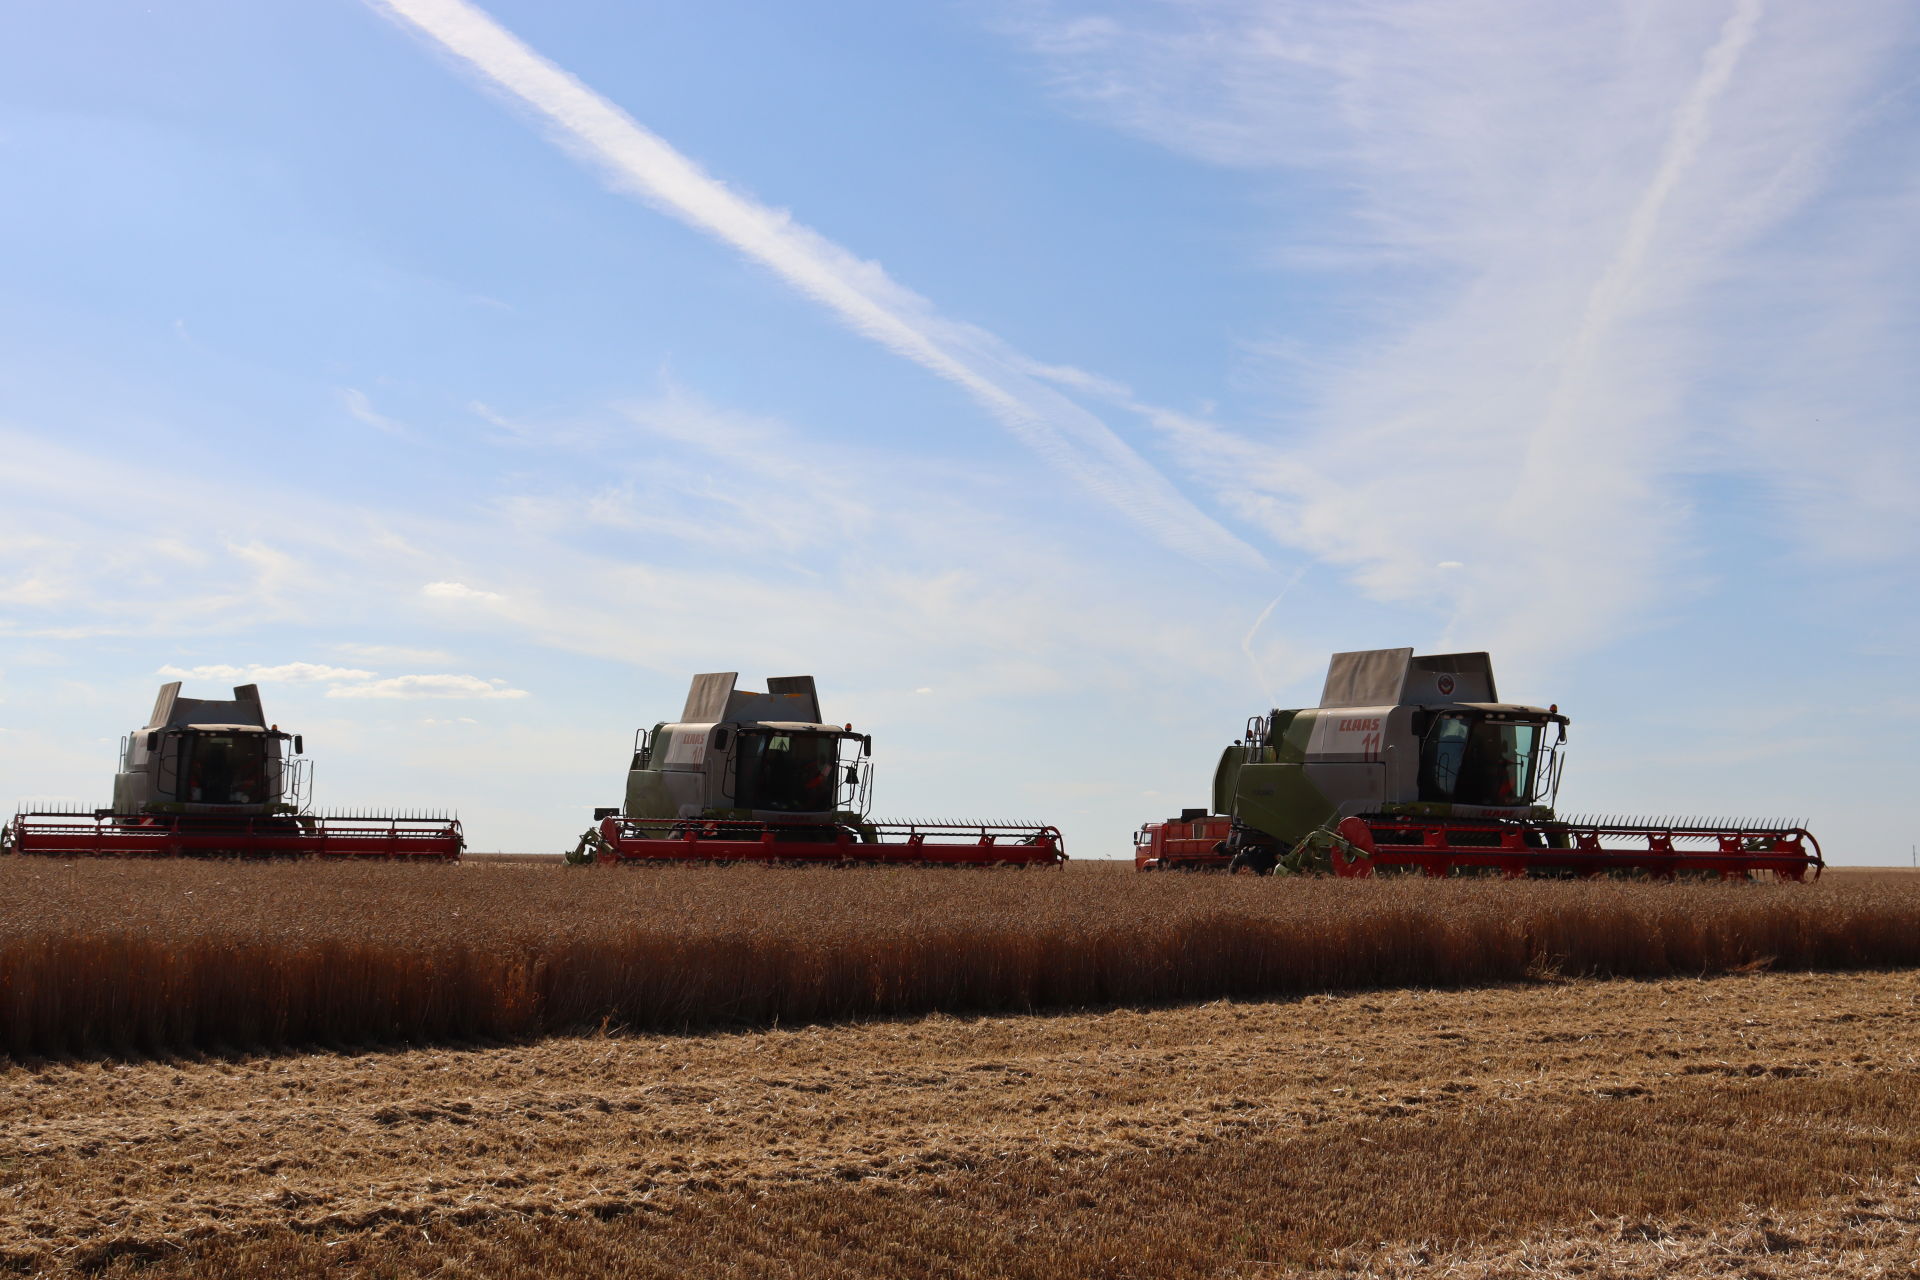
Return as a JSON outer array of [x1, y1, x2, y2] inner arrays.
[[1437, 674, 1456, 696]]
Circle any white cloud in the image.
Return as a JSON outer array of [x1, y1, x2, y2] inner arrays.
[[327, 673, 530, 699], [334, 642, 457, 664], [340, 387, 407, 435], [0, 430, 405, 640], [0, 413, 1241, 710], [368, 0, 1263, 573], [423, 580, 505, 604], [0, 574, 66, 607], [498, 386, 878, 556], [157, 662, 376, 683], [1011, 0, 1919, 660], [155, 661, 525, 702]]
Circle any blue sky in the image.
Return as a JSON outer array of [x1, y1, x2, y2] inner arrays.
[[3, 0, 1916, 860]]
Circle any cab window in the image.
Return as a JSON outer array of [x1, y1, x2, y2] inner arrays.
[[179, 732, 271, 805], [733, 731, 840, 813], [1419, 715, 1540, 807]]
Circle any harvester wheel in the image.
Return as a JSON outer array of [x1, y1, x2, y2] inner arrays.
[[1227, 850, 1276, 876]]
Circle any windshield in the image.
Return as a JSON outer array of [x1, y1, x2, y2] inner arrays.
[[178, 732, 273, 805], [733, 731, 842, 814], [1419, 714, 1540, 807]]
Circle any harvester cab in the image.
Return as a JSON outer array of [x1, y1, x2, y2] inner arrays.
[[1224, 651, 1567, 837], [619, 674, 872, 826], [112, 682, 307, 817], [1210, 648, 1820, 880], [4, 682, 463, 859], [571, 673, 1064, 866]]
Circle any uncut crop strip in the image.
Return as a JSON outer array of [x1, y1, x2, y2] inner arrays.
[[4, 862, 1920, 1058]]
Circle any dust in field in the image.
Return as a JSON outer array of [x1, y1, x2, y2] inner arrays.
[[7, 860, 1920, 1057], [5, 968, 1918, 1276]]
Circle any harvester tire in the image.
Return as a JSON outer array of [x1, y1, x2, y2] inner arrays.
[[1227, 850, 1276, 876], [1525, 823, 1573, 851]]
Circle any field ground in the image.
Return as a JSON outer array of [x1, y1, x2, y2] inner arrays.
[[7, 968, 1920, 1277]]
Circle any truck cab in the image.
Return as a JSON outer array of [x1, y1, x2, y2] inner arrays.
[[1132, 809, 1233, 871]]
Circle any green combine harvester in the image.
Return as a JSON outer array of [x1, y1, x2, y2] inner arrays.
[[1196, 648, 1820, 879], [570, 673, 1064, 866], [3, 682, 463, 859]]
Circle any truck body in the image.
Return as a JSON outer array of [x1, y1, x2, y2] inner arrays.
[[1132, 810, 1233, 871]]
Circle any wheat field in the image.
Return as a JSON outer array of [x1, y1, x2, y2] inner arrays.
[[4, 859, 1919, 1058]]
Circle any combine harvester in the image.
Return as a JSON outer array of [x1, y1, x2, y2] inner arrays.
[[3, 682, 463, 859], [569, 672, 1064, 867], [1137, 648, 1820, 881]]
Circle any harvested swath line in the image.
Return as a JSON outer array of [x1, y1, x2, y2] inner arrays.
[[3, 861, 1919, 1058], [34, 1066, 1920, 1279]]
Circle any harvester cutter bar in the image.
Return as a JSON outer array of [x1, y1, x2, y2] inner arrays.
[[591, 817, 1065, 866], [1331, 814, 1821, 881], [3, 811, 464, 860]]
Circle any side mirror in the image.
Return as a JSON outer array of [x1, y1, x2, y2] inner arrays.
[[862, 735, 872, 757], [145, 731, 159, 752], [293, 735, 304, 755]]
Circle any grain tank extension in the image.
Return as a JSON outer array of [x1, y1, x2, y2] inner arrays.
[[3, 682, 463, 859], [570, 673, 1064, 866], [1205, 648, 1820, 880]]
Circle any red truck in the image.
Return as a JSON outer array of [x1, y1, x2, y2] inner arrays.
[[1132, 809, 1233, 871]]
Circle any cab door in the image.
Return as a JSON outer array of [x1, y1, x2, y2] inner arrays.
[[1418, 713, 1471, 802]]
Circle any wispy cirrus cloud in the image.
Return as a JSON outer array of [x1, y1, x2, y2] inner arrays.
[[422, 580, 505, 605], [366, 0, 1263, 573], [155, 661, 527, 700], [339, 387, 407, 436], [158, 662, 376, 684], [3, 405, 1246, 713], [334, 642, 456, 665], [497, 386, 878, 557], [1011, 0, 1920, 660], [326, 673, 528, 699]]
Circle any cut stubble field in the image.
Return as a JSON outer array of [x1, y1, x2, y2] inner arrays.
[[5, 862, 1920, 1277], [6, 970, 1920, 1277]]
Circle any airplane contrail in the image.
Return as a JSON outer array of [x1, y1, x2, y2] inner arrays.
[[1240, 566, 1306, 707], [1510, 0, 1764, 506], [369, 0, 1265, 572]]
